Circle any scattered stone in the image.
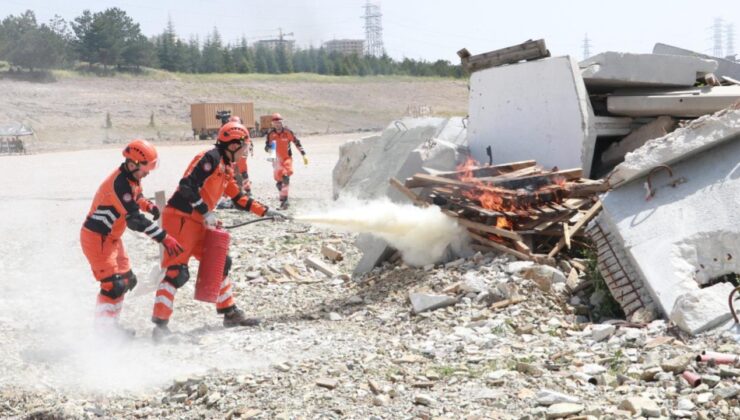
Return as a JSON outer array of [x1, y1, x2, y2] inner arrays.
[[408, 291, 457, 314], [321, 244, 344, 262], [536, 389, 580, 406], [618, 396, 661, 417], [546, 403, 584, 419], [661, 354, 693, 374], [328, 312, 343, 321], [414, 394, 437, 407], [591, 324, 616, 342], [316, 378, 338, 390]]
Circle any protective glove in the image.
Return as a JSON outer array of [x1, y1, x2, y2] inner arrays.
[[148, 204, 161, 221], [203, 211, 219, 227], [302, 155, 308, 166], [265, 208, 290, 220], [161, 235, 184, 257]]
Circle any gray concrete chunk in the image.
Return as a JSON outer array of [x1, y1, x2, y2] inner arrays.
[[580, 52, 717, 88], [409, 292, 457, 314]]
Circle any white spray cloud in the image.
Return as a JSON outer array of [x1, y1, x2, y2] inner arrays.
[[295, 197, 469, 266]]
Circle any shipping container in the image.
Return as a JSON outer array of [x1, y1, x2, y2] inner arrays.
[[259, 115, 274, 135], [190, 102, 256, 139]]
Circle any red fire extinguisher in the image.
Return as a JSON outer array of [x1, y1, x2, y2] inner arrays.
[[195, 226, 231, 303]]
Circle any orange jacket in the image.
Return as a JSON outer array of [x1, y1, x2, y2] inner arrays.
[[83, 164, 165, 242], [236, 155, 248, 176], [265, 128, 305, 160], [167, 148, 267, 221]]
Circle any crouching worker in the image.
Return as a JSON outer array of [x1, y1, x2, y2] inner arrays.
[[80, 139, 184, 336], [151, 121, 287, 341]]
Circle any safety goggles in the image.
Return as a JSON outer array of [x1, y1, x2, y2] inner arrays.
[[132, 158, 158, 171]]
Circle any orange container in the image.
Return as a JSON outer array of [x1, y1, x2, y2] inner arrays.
[[195, 227, 230, 302]]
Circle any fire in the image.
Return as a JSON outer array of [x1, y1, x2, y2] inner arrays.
[[496, 217, 512, 229]]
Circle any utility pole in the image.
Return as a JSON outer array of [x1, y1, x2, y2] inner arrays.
[[582, 34, 592, 60]]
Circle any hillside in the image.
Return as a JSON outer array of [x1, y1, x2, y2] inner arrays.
[[0, 71, 468, 152]]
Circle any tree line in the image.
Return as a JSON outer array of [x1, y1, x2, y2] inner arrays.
[[0, 8, 463, 78]]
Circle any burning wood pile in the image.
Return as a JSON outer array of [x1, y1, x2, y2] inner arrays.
[[391, 159, 608, 265]]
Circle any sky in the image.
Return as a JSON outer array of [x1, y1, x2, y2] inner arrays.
[[1, 0, 738, 62]]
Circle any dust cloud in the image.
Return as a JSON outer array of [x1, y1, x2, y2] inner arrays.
[[295, 198, 469, 266]]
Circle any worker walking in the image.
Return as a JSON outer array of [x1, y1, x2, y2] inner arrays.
[[80, 139, 184, 336], [151, 121, 286, 341], [264, 113, 307, 209]]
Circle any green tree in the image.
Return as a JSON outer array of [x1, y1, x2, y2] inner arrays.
[[9, 24, 65, 71], [71, 8, 144, 69], [200, 28, 224, 72], [275, 45, 293, 73], [0, 10, 38, 62]]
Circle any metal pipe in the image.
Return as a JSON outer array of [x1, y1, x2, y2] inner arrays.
[[696, 351, 739, 365], [681, 371, 702, 388]]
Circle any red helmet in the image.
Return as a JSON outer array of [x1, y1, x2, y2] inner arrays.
[[123, 139, 158, 170], [218, 122, 249, 143], [271, 113, 283, 121], [228, 115, 242, 124]]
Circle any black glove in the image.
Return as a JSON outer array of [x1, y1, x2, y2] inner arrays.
[[149, 204, 161, 221], [193, 201, 208, 215]]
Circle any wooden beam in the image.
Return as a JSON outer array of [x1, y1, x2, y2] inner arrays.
[[443, 209, 523, 241], [434, 160, 537, 180], [468, 231, 533, 261], [389, 177, 428, 206], [460, 39, 550, 72], [547, 201, 603, 258]]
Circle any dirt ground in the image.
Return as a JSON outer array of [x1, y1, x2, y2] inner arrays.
[[0, 72, 468, 153]]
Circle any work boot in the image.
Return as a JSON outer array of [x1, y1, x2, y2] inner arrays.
[[279, 199, 289, 210], [223, 307, 261, 328], [152, 319, 173, 343]]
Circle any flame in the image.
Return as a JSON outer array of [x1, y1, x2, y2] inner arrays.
[[496, 217, 512, 229]]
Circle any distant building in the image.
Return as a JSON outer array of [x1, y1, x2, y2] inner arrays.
[[323, 39, 365, 56], [255, 39, 296, 52]]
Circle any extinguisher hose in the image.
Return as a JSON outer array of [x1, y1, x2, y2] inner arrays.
[[224, 216, 276, 230]]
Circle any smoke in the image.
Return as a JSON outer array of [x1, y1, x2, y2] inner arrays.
[[295, 197, 470, 266]]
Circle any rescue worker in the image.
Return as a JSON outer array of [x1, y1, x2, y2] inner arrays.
[[229, 116, 253, 197], [80, 139, 184, 335], [151, 121, 287, 341], [264, 113, 307, 209]]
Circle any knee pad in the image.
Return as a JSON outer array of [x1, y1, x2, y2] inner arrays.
[[282, 175, 290, 185], [122, 270, 138, 292], [164, 264, 190, 288], [223, 255, 232, 277], [100, 274, 127, 299]]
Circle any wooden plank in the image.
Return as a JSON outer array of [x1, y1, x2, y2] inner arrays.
[[468, 231, 533, 261], [443, 210, 523, 241], [434, 160, 537, 180], [459, 39, 550, 72], [304, 256, 338, 278], [389, 177, 428, 206], [563, 223, 571, 250], [548, 201, 603, 258]]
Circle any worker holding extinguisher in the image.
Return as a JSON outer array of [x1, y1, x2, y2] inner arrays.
[[151, 121, 287, 341]]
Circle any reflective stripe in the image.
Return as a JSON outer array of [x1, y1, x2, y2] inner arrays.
[[93, 208, 118, 221], [155, 295, 173, 308], [144, 223, 159, 233], [146, 226, 164, 238], [216, 290, 233, 303], [158, 282, 177, 296], [95, 302, 123, 314], [192, 198, 204, 207], [90, 214, 113, 229]]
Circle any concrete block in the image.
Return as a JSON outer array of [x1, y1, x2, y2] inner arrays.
[[609, 107, 740, 186], [332, 134, 380, 199], [601, 116, 678, 167], [342, 117, 469, 275], [580, 52, 717, 88], [600, 136, 740, 334], [594, 116, 634, 136], [654, 43, 740, 81], [467, 56, 597, 177], [607, 85, 740, 118], [671, 283, 735, 334]]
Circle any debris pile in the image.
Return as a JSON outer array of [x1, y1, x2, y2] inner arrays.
[[394, 159, 607, 265]]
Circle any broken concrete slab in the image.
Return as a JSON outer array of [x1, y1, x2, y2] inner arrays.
[[601, 116, 678, 167], [467, 56, 598, 177], [607, 85, 740, 118], [332, 134, 380, 199], [580, 52, 717, 88], [671, 283, 735, 334], [608, 106, 740, 186], [598, 133, 740, 334], [409, 292, 457, 314], [654, 43, 740, 81], [594, 116, 634, 136], [345, 118, 469, 275]]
